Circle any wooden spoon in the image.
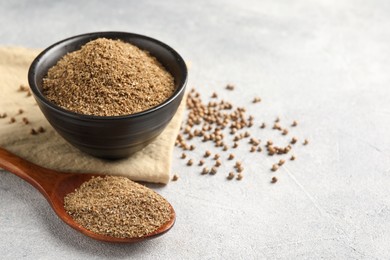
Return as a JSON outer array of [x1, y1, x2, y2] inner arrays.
[[0, 148, 175, 243]]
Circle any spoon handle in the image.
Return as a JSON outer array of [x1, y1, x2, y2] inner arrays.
[[0, 148, 59, 195]]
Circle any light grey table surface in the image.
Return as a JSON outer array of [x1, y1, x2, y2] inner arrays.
[[1, 0, 389, 259]]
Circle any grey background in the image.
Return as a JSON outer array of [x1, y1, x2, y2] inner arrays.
[[1, 0, 389, 259]]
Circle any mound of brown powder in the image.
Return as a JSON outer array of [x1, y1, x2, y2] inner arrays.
[[42, 38, 175, 116], [64, 176, 172, 238]]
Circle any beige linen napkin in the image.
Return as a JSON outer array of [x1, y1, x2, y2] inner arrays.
[[0, 47, 185, 184]]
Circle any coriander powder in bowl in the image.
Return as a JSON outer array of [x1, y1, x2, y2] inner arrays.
[[28, 32, 187, 159]]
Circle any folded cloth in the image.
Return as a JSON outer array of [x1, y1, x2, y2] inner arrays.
[[0, 47, 185, 184]]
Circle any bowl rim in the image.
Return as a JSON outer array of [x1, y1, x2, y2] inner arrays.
[[28, 31, 188, 121]]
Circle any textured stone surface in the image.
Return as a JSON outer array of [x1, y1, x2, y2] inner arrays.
[[1, 0, 390, 259]]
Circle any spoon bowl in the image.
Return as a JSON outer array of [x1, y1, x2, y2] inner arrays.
[[0, 148, 175, 243]]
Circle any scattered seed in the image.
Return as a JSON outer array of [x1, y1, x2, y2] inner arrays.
[[237, 166, 244, 173], [303, 139, 309, 145], [275, 117, 280, 123], [233, 142, 238, 148], [282, 129, 288, 135], [291, 120, 298, 127], [273, 123, 282, 130], [30, 128, 38, 135], [235, 161, 242, 168], [0, 113, 7, 119], [222, 145, 228, 151], [26, 90, 32, 97], [291, 137, 297, 144], [18, 109, 24, 115], [271, 164, 278, 172], [271, 177, 278, 184], [19, 85, 28, 92], [201, 167, 209, 175], [189, 144, 195, 151], [290, 155, 296, 161], [172, 175, 179, 181], [204, 150, 211, 157], [260, 122, 266, 129], [181, 153, 187, 159], [215, 160, 222, 167], [38, 126, 45, 133], [228, 154, 235, 160], [213, 154, 220, 160], [210, 167, 218, 175], [278, 159, 285, 166], [20, 116, 30, 125], [236, 173, 243, 180], [257, 147, 262, 152], [198, 159, 205, 166], [211, 92, 218, 98], [249, 137, 260, 146], [252, 97, 261, 103], [250, 146, 256, 152], [226, 84, 235, 90], [187, 159, 193, 166], [9, 117, 16, 123], [227, 172, 235, 180]]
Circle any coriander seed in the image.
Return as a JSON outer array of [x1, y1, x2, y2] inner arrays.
[[291, 137, 297, 144], [227, 172, 235, 180], [210, 167, 218, 175], [215, 160, 222, 167], [30, 128, 37, 135], [187, 159, 193, 166], [278, 159, 285, 166], [19, 85, 28, 92], [226, 84, 235, 90], [252, 97, 261, 103], [271, 177, 278, 183]]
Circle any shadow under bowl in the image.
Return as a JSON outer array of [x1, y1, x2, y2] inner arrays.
[[28, 31, 187, 159]]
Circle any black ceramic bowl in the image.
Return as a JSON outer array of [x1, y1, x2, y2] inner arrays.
[[28, 32, 187, 159]]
